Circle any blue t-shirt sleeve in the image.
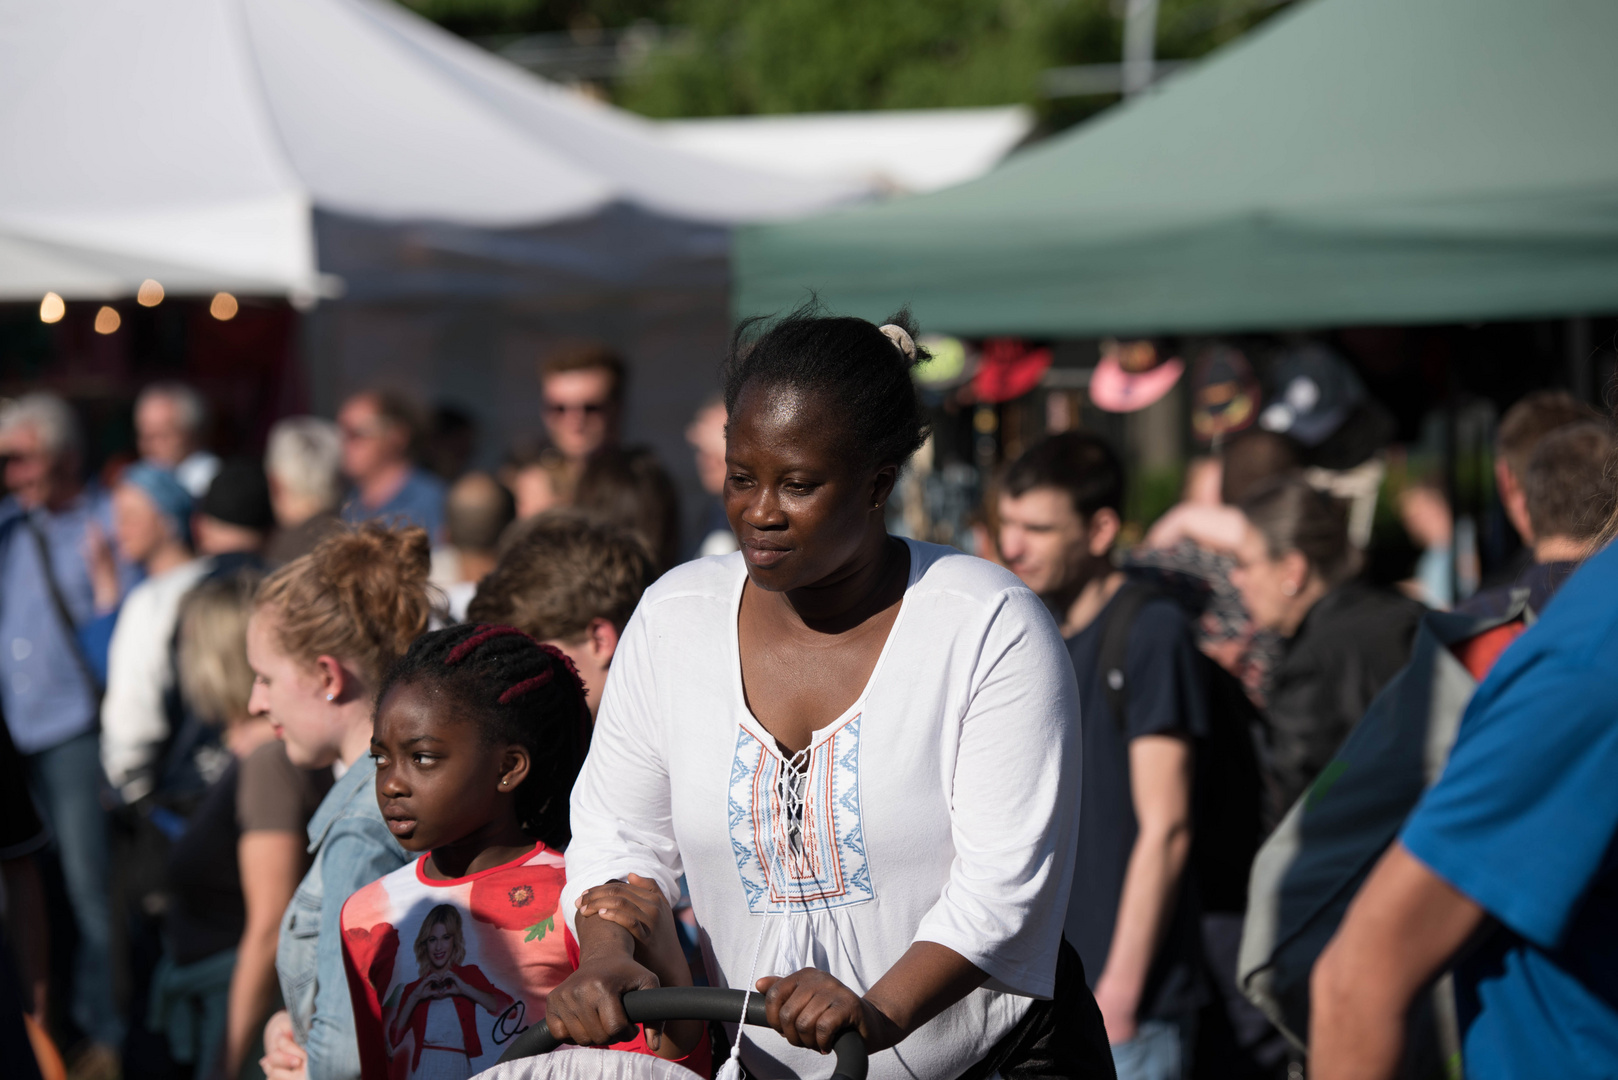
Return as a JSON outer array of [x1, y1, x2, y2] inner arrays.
[[1403, 632, 1618, 951], [1122, 599, 1209, 742]]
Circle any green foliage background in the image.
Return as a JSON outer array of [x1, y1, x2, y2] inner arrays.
[[399, 0, 1293, 121]]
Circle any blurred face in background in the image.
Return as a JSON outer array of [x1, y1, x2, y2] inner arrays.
[[997, 487, 1093, 598], [686, 401, 728, 497], [338, 394, 408, 486], [1230, 519, 1308, 633], [113, 482, 174, 565], [0, 423, 67, 510], [542, 368, 619, 462], [135, 393, 194, 468], [246, 608, 345, 769]]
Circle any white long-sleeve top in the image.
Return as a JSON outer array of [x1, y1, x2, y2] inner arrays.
[[563, 541, 1083, 1080], [101, 557, 208, 802]]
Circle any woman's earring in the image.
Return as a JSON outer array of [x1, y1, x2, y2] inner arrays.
[[326, 693, 335, 702], [1282, 583, 1298, 597]]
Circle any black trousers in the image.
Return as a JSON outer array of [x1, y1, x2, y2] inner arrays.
[[955, 940, 1117, 1080]]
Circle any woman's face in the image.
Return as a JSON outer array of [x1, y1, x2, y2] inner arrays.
[[112, 483, 171, 565], [1230, 520, 1293, 632], [723, 382, 890, 593], [246, 608, 344, 769], [426, 921, 454, 971]]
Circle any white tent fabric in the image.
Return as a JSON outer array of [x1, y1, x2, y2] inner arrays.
[[0, 0, 864, 301], [661, 107, 1035, 195]]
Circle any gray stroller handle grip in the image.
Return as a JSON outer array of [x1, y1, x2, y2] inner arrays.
[[496, 986, 869, 1080]]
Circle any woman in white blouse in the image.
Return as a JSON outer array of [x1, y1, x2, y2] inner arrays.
[[549, 307, 1111, 1080]]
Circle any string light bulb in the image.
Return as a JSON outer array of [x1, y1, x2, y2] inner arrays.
[[94, 306, 121, 334], [137, 279, 164, 307], [39, 293, 65, 324], [210, 292, 238, 321]]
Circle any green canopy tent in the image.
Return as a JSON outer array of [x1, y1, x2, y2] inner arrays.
[[734, 0, 1618, 336]]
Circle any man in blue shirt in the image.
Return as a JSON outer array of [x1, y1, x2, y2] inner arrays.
[[0, 392, 130, 1056], [336, 390, 445, 542], [1310, 529, 1618, 1079]]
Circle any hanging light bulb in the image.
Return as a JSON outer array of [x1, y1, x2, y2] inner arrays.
[[137, 279, 164, 307], [94, 306, 121, 334], [210, 292, 239, 321], [39, 293, 66, 324]]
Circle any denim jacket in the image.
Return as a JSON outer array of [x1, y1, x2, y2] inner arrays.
[[277, 754, 410, 1080]]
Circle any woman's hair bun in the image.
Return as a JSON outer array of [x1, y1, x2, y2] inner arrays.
[[722, 299, 932, 469], [256, 523, 436, 690]]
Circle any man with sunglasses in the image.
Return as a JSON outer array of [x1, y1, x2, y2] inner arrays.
[[540, 344, 625, 486], [337, 389, 446, 543]]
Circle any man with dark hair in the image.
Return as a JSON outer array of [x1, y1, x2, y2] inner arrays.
[[432, 472, 516, 620], [1491, 390, 1599, 566], [466, 514, 654, 718], [540, 343, 625, 474], [999, 432, 1207, 1080], [337, 389, 446, 541], [1459, 420, 1617, 617]]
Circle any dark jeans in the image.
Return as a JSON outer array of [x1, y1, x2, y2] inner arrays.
[[26, 730, 122, 1048]]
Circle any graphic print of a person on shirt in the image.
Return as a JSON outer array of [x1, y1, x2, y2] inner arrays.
[[388, 904, 514, 1079]]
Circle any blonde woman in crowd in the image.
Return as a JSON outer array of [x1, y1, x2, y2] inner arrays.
[[156, 572, 334, 1078], [249, 526, 436, 1080]]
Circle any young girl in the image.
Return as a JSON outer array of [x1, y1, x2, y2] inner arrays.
[[340, 624, 708, 1080]]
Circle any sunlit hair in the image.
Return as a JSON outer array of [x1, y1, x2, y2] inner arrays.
[[253, 524, 436, 690], [178, 570, 263, 726], [1239, 474, 1357, 587], [414, 904, 466, 972]]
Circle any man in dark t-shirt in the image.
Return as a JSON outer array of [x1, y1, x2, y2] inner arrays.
[[1000, 433, 1207, 1080]]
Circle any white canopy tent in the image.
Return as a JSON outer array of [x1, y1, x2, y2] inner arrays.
[[0, 0, 863, 303]]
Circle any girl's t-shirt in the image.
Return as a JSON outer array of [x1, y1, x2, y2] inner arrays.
[[340, 844, 698, 1080]]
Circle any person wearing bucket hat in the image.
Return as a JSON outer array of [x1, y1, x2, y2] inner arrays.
[[1190, 345, 1262, 448], [102, 463, 211, 803]]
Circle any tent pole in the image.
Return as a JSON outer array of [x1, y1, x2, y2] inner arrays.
[[1123, 0, 1160, 97]]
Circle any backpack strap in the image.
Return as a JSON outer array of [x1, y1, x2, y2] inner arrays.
[[21, 512, 104, 701], [1096, 580, 1158, 733]]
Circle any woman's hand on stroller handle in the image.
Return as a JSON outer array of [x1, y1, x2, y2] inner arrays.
[[758, 970, 904, 1055]]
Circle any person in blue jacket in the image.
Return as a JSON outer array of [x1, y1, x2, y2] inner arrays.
[[1310, 509, 1618, 1079]]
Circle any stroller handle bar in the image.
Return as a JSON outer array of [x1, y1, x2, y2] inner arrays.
[[496, 986, 869, 1080]]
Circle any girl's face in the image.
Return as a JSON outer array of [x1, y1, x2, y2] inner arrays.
[[246, 609, 344, 769], [425, 921, 454, 970], [371, 680, 529, 854]]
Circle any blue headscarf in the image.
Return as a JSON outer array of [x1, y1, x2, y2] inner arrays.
[[121, 463, 193, 549]]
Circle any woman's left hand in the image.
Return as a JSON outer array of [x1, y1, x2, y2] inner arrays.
[[757, 969, 905, 1054]]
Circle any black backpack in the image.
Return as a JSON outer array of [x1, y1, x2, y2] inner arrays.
[[1096, 581, 1267, 914]]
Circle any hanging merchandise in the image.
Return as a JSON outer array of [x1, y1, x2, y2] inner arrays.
[[971, 339, 1052, 404], [1190, 344, 1262, 446], [1089, 339, 1184, 413]]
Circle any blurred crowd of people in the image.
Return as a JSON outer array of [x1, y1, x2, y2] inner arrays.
[[0, 322, 1615, 1080]]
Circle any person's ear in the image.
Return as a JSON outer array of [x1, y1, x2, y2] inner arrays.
[[1280, 550, 1311, 597], [1086, 507, 1122, 557], [870, 464, 900, 512], [313, 655, 348, 704], [585, 618, 621, 667], [498, 745, 531, 792]]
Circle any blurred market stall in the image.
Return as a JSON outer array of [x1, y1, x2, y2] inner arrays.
[[733, 0, 1618, 335]]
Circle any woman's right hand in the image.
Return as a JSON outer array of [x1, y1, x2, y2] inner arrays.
[[545, 951, 662, 1046]]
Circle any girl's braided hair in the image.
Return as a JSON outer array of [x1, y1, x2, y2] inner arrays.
[[375, 623, 591, 850]]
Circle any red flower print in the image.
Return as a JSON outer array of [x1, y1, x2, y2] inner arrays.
[[471, 869, 562, 932]]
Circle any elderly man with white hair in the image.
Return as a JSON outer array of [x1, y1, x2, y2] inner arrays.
[[0, 392, 133, 1063], [136, 380, 220, 498], [263, 416, 345, 565]]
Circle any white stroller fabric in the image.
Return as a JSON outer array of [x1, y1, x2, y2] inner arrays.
[[474, 1047, 696, 1080]]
